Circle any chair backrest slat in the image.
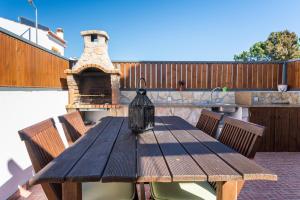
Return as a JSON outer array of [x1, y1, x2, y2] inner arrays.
[[218, 116, 265, 158], [196, 109, 223, 138], [58, 111, 88, 144], [18, 118, 65, 200]]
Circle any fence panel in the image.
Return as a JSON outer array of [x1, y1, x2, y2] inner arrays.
[[115, 61, 284, 90], [0, 31, 69, 89]]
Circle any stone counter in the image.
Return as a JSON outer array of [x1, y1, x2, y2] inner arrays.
[[235, 91, 300, 105]]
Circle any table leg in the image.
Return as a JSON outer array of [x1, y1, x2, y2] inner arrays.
[[216, 181, 237, 200], [237, 180, 245, 196], [139, 183, 146, 200], [62, 182, 82, 200]]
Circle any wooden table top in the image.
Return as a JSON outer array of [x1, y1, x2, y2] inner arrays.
[[30, 116, 277, 185]]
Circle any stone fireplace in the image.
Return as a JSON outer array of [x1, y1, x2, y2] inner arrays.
[[65, 30, 120, 110]]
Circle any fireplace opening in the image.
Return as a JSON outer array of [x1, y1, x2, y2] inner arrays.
[[78, 68, 112, 105]]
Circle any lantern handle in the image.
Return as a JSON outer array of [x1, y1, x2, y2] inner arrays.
[[139, 78, 147, 89]]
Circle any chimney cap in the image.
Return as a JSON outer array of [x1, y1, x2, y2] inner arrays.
[[56, 28, 63, 32], [80, 30, 109, 40]]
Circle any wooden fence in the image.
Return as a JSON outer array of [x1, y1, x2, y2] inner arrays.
[[115, 62, 284, 90], [0, 30, 69, 89], [287, 60, 300, 89], [2, 26, 300, 91]]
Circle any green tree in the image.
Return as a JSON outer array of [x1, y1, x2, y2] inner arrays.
[[234, 30, 300, 61], [233, 51, 250, 62], [265, 30, 300, 61]]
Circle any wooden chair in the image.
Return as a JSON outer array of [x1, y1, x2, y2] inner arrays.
[[19, 118, 136, 200], [218, 116, 265, 158], [208, 116, 266, 191], [58, 111, 88, 145], [196, 109, 223, 138], [18, 118, 64, 200], [151, 117, 265, 200]]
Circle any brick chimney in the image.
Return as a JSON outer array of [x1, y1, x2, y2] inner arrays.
[[72, 30, 119, 74], [65, 30, 120, 109]]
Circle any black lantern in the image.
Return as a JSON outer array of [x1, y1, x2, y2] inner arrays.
[[128, 78, 155, 133]]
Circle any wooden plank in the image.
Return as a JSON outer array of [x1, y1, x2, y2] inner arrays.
[[296, 61, 300, 88], [161, 63, 166, 89], [297, 109, 300, 151], [211, 64, 217, 88], [185, 64, 191, 89], [196, 64, 201, 88], [274, 108, 290, 152], [30, 117, 112, 184], [136, 63, 141, 88], [168, 116, 277, 181], [102, 118, 136, 182], [242, 64, 248, 89], [181, 63, 187, 88], [118, 63, 125, 89], [65, 117, 124, 181], [273, 64, 281, 89], [277, 63, 283, 85], [288, 108, 299, 151], [137, 130, 171, 182], [247, 64, 253, 89], [192, 64, 197, 89], [267, 64, 273, 89], [124, 63, 130, 89], [171, 63, 177, 89], [156, 63, 161, 88], [160, 116, 242, 182], [221, 64, 227, 88], [166, 63, 172, 88], [232, 64, 237, 89], [237, 64, 243, 89], [201, 64, 206, 89], [154, 118, 206, 181], [145, 63, 151, 88], [217, 64, 223, 87], [249, 108, 275, 152], [257, 64, 263, 89], [262, 64, 269, 89], [227, 64, 233, 89], [271, 64, 276, 89]]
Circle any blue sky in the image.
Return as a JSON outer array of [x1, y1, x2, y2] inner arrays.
[[1, 0, 300, 61]]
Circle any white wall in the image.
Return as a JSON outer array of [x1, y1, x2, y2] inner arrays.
[[0, 17, 65, 55], [0, 89, 68, 200]]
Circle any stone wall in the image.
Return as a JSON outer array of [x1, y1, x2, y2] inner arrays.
[[120, 91, 235, 105], [84, 105, 205, 126]]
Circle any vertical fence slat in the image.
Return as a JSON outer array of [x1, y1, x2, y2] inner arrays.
[[242, 64, 248, 89], [192, 64, 197, 89], [182, 64, 186, 88]]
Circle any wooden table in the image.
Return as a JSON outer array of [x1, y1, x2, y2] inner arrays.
[[30, 116, 277, 200]]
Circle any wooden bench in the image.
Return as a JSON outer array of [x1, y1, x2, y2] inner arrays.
[[196, 109, 223, 138], [58, 111, 88, 145], [18, 118, 65, 200]]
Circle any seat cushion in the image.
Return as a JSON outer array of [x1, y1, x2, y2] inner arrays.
[[82, 182, 135, 200], [150, 182, 216, 200]]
